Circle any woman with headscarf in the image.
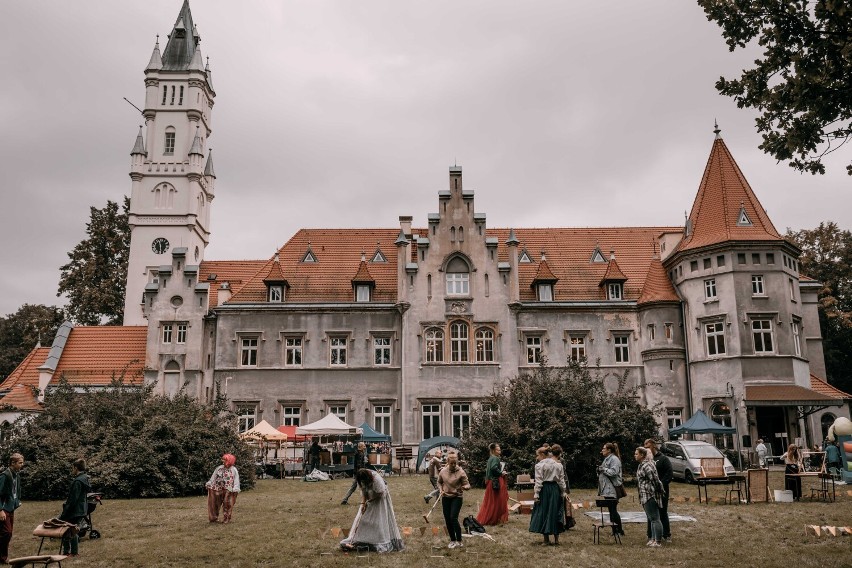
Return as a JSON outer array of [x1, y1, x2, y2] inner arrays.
[[476, 442, 509, 526], [206, 453, 241, 523], [340, 468, 404, 553]]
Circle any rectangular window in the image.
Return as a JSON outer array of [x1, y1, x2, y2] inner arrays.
[[526, 335, 542, 364], [373, 405, 391, 435], [285, 337, 302, 366], [475, 328, 494, 363], [752, 253, 761, 264], [164, 132, 175, 155], [738, 253, 747, 264], [766, 253, 775, 264], [538, 284, 553, 302], [170, 85, 175, 105], [690, 260, 698, 272], [176, 323, 187, 344], [282, 406, 301, 427], [236, 404, 256, 434], [752, 275, 765, 296], [374, 336, 392, 365], [329, 405, 347, 421], [422, 404, 441, 439], [717, 255, 726, 267], [425, 329, 444, 363], [703, 258, 711, 269], [178, 85, 184, 105], [450, 322, 469, 362], [607, 283, 622, 300], [789, 278, 796, 301], [667, 408, 683, 430], [446, 273, 469, 296], [330, 336, 348, 366], [704, 278, 717, 300], [451, 403, 471, 438], [705, 321, 726, 356], [268, 286, 282, 302], [355, 285, 371, 302], [614, 335, 629, 363], [241, 337, 258, 366], [162, 323, 173, 344], [648, 324, 656, 341], [792, 321, 802, 357], [569, 335, 586, 361], [664, 323, 673, 340], [752, 320, 774, 353], [162, 85, 167, 105]]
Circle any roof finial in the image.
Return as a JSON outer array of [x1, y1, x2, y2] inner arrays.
[[361, 250, 366, 262], [156, 34, 160, 47], [713, 119, 721, 138]]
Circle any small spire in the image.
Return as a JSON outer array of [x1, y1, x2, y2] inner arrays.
[[506, 228, 519, 246], [130, 125, 146, 156], [204, 149, 216, 178], [395, 229, 407, 246], [540, 251, 546, 261], [146, 36, 163, 71], [714, 119, 721, 139], [189, 126, 204, 156], [189, 45, 205, 71], [273, 252, 279, 263], [609, 249, 616, 261], [361, 251, 366, 262]]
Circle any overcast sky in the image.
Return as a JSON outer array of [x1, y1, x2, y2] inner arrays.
[[1, 1, 849, 318]]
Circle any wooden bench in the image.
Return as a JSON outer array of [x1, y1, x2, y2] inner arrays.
[[8, 555, 68, 568], [696, 457, 728, 503], [395, 447, 413, 475]]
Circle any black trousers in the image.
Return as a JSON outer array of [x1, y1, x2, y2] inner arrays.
[[442, 496, 463, 542], [606, 501, 622, 534]]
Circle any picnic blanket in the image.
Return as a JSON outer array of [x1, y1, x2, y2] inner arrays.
[[584, 511, 696, 523]]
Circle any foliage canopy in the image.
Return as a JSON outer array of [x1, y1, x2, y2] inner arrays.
[[459, 359, 660, 489], [0, 304, 65, 382], [57, 197, 130, 325], [0, 377, 255, 500], [699, 0, 852, 175]]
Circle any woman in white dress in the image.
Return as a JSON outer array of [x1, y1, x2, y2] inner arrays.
[[340, 469, 404, 553]]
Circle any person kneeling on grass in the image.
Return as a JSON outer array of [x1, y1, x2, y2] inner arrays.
[[59, 458, 91, 557]]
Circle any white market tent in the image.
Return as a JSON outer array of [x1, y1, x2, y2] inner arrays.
[[241, 419, 289, 442], [296, 413, 362, 436]]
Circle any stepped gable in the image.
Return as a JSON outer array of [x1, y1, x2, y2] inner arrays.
[[0, 346, 49, 391], [810, 374, 852, 399], [0, 384, 42, 412], [199, 260, 268, 306], [228, 229, 401, 303], [51, 326, 147, 386], [492, 227, 680, 302], [638, 258, 680, 305], [675, 136, 783, 254]]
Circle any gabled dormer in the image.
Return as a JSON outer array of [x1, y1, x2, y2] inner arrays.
[[351, 254, 375, 302], [263, 254, 289, 303], [600, 251, 628, 300], [531, 252, 558, 301]]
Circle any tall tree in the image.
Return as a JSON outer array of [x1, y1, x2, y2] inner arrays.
[[58, 197, 130, 325], [0, 304, 65, 381], [787, 221, 852, 392], [699, 0, 852, 175]]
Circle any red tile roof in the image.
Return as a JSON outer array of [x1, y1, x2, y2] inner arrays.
[[675, 137, 783, 254], [810, 374, 852, 399], [0, 346, 49, 391], [352, 260, 375, 284], [0, 384, 43, 412], [262, 259, 288, 284], [531, 259, 557, 284], [199, 260, 268, 306], [745, 384, 837, 403], [638, 258, 680, 305], [600, 257, 628, 284], [52, 326, 148, 386]]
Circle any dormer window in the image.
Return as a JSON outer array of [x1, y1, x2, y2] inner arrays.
[[355, 284, 371, 302], [607, 283, 623, 300], [538, 284, 553, 302], [268, 285, 283, 303]]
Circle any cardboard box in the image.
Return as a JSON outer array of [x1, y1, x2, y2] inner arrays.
[[774, 489, 794, 502]]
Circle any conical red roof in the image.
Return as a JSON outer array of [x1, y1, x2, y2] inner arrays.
[[638, 258, 679, 305], [600, 257, 628, 284], [531, 259, 557, 284]]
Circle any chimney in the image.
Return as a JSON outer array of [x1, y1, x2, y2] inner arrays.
[[217, 281, 232, 305], [399, 216, 412, 238]]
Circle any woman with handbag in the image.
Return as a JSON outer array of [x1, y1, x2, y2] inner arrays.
[[476, 443, 508, 526], [597, 442, 625, 537]]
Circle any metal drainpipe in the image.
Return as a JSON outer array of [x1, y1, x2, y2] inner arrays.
[[678, 297, 694, 418]]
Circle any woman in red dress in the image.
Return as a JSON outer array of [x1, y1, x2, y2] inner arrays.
[[476, 443, 508, 525]]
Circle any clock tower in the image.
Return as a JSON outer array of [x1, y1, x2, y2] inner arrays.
[[123, 0, 216, 325]]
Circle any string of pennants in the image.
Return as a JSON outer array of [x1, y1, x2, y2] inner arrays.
[[805, 525, 852, 537]]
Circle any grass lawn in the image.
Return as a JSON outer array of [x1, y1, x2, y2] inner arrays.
[[9, 471, 851, 567]]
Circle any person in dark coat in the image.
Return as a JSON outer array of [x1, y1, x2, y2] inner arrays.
[[308, 440, 322, 473], [59, 458, 91, 556], [645, 439, 672, 542], [0, 453, 24, 564]]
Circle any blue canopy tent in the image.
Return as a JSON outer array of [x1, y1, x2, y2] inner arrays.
[[669, 410, 735, 436], [358, 422, 391, 442], [417, 436, 460, 472]]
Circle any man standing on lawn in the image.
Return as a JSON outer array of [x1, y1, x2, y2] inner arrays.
[[644, 439, 672, 543], [0, 453, 24, 564], [60, 458, 91, 557]]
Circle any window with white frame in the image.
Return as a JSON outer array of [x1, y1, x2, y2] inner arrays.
[[235, 404, 256, 433], [614, 335, 629, 363], [667, 408, 683, 431], [752, 319, 774, 353], [176, 323, 187, 344], [241, 337, 258, 366], [450, 321, 469, 362], [425, 328, 444, 363], [422, 404, 441, 439], [446, 273, 469, 296], [705, 321, 726, 356], [329, 336, 348, 366], [475, 328, 494, 362], [538, 284, 553, 302], [282, 406, 301, 426], [607, 283, 623, 300], [355, 285, 371, 302], [374, 336, 392, 365], [526, 335, 543, 364], [569, 335, 586, 361], [751, 275, 765, 296], [373, 405, 392, 435], [792, 320, 802, 357], [481, 402, 497, 417], [328, 405, 347, 421], [451, 403, 471, 438], [162, 323, 173, 344], [164, 130, 175, 155], [268, 285, 283, 302], [710, 403, 734, 449], [704, 278, 717, 300], [285, 337, 302, 366]]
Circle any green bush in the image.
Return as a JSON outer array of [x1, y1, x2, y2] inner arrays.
[[459, 359, 660, 489], [0, 377, 255, 500]]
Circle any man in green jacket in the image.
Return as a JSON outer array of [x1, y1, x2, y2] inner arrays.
[[59, 458, 91, 557], [0, 453, 24, 564]]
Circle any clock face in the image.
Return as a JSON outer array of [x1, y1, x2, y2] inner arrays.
[[152, 237, 170, 254]]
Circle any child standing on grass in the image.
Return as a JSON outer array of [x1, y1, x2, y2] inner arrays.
[[59, 458, 91, 557], [206, 453, 241, 523]]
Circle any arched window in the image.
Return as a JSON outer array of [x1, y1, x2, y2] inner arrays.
[[425, 328, 444, 363], [154, 183, 176, 209], [445, 256, 470, 296], [450, 227, 456, 242], [458, 226, 464, 242], [450, 321, 469, 362], [821, 413, 836, 441], [164, 126, 176, 155], [710, 403, 733, 449], [475, 327, 494, 362]]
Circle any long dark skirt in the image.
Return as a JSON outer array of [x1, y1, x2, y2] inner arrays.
[[529, 481, 564, 535]]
